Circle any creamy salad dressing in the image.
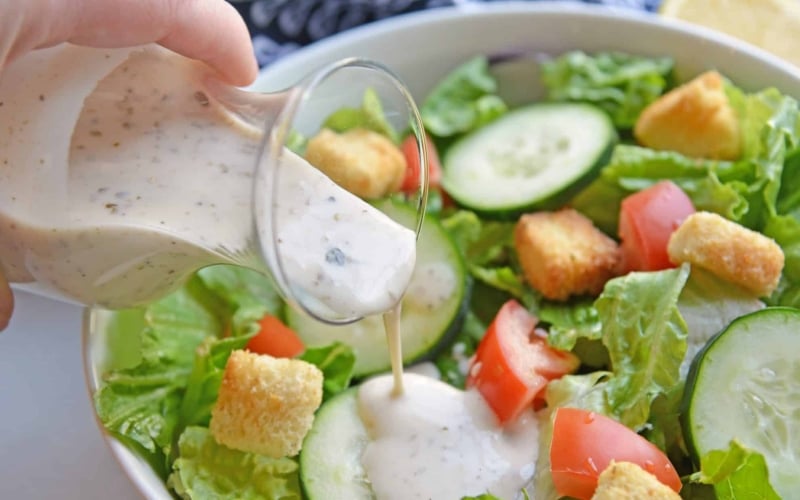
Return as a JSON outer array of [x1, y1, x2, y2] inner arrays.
[[261, 159, 416, 320], [358, 373, 539, 500], [361, 276, 538, 498], [382, 305, 405, 395], [0, 45, 416, 317]]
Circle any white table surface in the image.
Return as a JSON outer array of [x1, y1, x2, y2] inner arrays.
[[0, 290, 141, 499]]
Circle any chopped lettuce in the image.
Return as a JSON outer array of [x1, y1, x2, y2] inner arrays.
[[571, 145, 745, 235], [533, 265, 690, 497], [167, 427, 301, 500], [468, 266, 526, 300], [532, 264, 689, 498], [764, 214, 800, 306], [538, 298, 601, 351], [298, 342, 356, 402], [689, 441, 781, 500], [598, 264, 689, 430], [95, 264, 358, 496], [94, 276, 226, 473], [540, 267, 690, 431], [541, 51, 674, 128], [440, 210, 516, 266], [420, 56, 507, 137], [322, 87, 399, 142], [179, 335, 252, 431], [196, 265, 283, 325], [434, 310, 487, 388]]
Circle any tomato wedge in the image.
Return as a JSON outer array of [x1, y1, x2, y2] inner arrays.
[[618, 180, 695, 272], [246, 314, 305, 358], [400, 133, 442, 192], [467, 300, 579, 425], [550, 407, 682, 499]]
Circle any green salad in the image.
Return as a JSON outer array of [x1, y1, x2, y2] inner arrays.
[[94, 50, 800, 499]]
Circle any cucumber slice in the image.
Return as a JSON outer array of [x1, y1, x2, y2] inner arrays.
[[442, 103, 616, 217], [300, 388, 374, 499], [287, 199, 469, 377], [682, 307, 800, 498]]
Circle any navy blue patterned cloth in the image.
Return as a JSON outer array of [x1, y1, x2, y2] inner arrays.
[[228, 0, 663, 68]]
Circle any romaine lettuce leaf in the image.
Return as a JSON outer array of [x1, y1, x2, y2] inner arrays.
[[534, 267, 690, 488], [167, 426, 301, 500], [95, 266, 286, 479], [538, 298, 601, 351], [94, 276, 226, 471], [541, 51, 674, 128], [730, 88, 800, 230], [690, 440, 780, 500], [469, 266, 526, 300], [179, 335, 252, 430], [534, 264, 689, 496], [764, 214, 800, 307], [571, 145, 745, 235], [441, 210, 516, 266], [434, 310, 487, 388], [322, 87, 399, 142], [420, 56, 507, 137], [597, 264, 689, 430], [298, 342, 356, 402], [196, 265, 281, 313]]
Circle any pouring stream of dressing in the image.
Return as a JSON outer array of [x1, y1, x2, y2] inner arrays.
[[365, 295, 538, 499], [382, 305, 405, 395]]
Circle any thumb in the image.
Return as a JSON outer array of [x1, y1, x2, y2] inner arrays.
[[0, 270, 13, 331]]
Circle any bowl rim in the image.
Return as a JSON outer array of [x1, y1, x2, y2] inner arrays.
[[255, 0, 800, 90], [83, 2, 800, 499]]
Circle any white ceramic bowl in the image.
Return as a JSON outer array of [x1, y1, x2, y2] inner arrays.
[[84, 3, 800, 498]]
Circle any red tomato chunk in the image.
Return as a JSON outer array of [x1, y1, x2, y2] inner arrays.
[[550, 407, 682, 500], [467, 300, 579, 425], [618, 180, 695, 272]]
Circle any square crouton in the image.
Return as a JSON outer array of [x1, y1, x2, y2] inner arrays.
[[515, 209, 621, 300], [634, 71, 741, 160], [209, 349, 323, 458], [592, 461, 681, 500], [667, 211, 784, 297], [304, 127, 406, 199]]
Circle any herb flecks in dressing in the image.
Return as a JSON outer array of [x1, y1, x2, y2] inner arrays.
[[0, 45, 417, 318], [358, 373, 539, 500]]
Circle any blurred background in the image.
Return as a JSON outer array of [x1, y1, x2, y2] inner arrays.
[[227, 0, 663, 67]]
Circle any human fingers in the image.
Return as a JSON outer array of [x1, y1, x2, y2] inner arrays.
[[5, 0, 258, 86], [0, 269, 13, 331]]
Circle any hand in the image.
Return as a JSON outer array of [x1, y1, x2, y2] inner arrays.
[[0, 0, 257, 330], [1, 0, 258, 86], [0, 271, 12, 330]]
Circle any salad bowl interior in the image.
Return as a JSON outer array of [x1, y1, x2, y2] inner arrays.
[[83, 2, 800, 499]]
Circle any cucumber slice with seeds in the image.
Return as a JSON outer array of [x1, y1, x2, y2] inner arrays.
[[300, 388, 373, 499], [681, 307, 800, 498], [442, 102, 616, 218]]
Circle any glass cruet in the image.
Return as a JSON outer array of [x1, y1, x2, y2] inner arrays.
[[0, 43, 427, 325]]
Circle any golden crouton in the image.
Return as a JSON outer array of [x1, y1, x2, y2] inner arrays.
[[515, 209, 622, 300], [592, 461, 681, 500], [209, 349, 323, 458], [667, 211, 784, 297], [634, 71, 741, 160], [304, 127, 406, 199]]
